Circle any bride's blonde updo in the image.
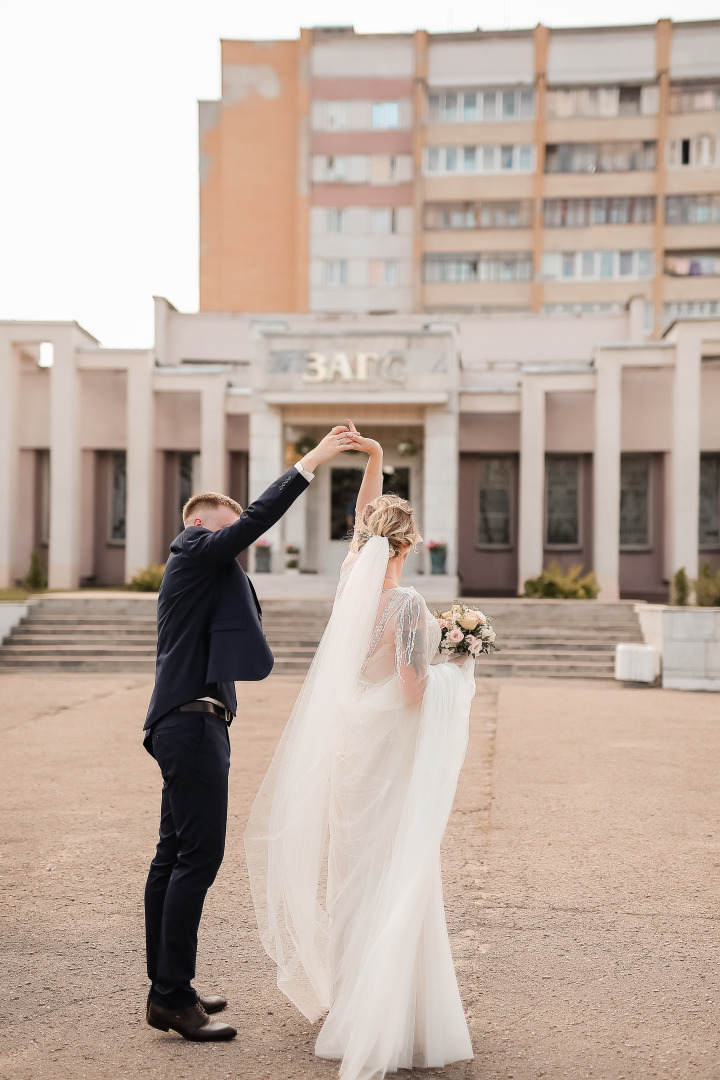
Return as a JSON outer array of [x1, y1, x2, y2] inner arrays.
[[353, 493, 423, 559]]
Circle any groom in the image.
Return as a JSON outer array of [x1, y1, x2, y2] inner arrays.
[[143, 425, 351, 1041]]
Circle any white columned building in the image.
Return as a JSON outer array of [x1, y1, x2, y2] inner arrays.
[[0, 306, 718, 601]]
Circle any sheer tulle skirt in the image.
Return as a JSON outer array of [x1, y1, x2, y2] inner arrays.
[[244, 537, 476, 1080]]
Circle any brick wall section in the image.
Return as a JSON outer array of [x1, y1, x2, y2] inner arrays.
[[199, 39, 303, 312]]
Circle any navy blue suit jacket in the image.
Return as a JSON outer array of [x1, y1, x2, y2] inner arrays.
[[143, 466, 310, 754]]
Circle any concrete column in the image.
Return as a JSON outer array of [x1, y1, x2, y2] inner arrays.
[[422, 406, 459, 576], [593, 354, 622, 599], [0, 331, 19, 588], [200, 379, 227, 493], [48, 332, 82, 589], [125, 355, 155, 581], [248, 405, 284, 572], [518, 376, 545, 593], [670, 327, 702, 582]]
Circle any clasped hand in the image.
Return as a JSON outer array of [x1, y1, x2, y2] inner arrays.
[[298, 420, 381, 472]]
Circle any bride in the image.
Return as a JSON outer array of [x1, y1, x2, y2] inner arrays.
[[244, 423, 476, 1080]]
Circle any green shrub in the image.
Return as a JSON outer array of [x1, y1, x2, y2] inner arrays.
[[671, 567, 690, 606], [22, 549, 46, 591], [693, 562, 720, 607], [524, 561, 600, 600], [126, 564, 165, 592]]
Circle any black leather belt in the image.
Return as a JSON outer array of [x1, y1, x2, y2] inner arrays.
[[178, 700, 231, 723]]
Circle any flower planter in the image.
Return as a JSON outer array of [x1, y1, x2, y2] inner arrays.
[[429, 548, 447, 575], [255, 547, 272, 573]]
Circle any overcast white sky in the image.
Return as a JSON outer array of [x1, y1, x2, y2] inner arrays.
[[1, 0, 718, 347]]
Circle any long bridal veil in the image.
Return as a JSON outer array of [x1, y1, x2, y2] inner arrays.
[[244, 535, 476, 1080]]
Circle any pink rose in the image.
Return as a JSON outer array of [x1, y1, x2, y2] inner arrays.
[[447, 628, 464, 645], [465, 634, 476, 645], [469, 642, 481, 656], [437, 618, 447, 630]]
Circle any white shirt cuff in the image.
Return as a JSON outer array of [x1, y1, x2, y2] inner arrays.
[[294, 461, 315, 481]]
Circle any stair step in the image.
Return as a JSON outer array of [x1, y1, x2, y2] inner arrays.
[[1, 596, 645, 679]]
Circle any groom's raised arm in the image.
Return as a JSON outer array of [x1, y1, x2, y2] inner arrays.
[[184, 426, 351, 567], [184, 467, 311, 566]]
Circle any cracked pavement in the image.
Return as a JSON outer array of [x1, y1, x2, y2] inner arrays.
[[1, 673, 719, 1079]]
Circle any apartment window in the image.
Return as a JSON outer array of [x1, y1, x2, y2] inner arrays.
[[700, 455, 720, 549], [326, 155, 348, 181], [547, 85, 658, 118], [662, 300, 720, 327], [424, 200, 532, 230], [666, 194, 720, 225], [327, 209, 345, 233], [372, 102, 400, 129], [425, 144, 533, 175], [562, 253, 575, 278], [424, 252, 533, 283], [478, 457, 514, 548], [665, 252, 720, 277], [518, 145, 532, 170], [369, 259, 398, 286], [618, 86, 642, 116], [543, 250, 652, 281], [519, 90, 534, 118], [324, 260, 347, 286], [444, 93, 458, 121], [668, 135, 719, 168], [545, 456, 581, 548], [326, 102, 350, 130], [428, 87, 533, 123], [545, 141, 656, 174], [637, 250, 653, 277], [463, 92, 478, 121], [108, 451, 127, 543], [620, 455, 651, 549], [670, 82, 720, 114], [371, 208, 396, 234]]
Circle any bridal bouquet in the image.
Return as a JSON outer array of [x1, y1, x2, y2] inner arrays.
[[432, 602, 497, 658]]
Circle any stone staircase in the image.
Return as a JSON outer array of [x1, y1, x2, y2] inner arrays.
[[0, 594, 643, 679]]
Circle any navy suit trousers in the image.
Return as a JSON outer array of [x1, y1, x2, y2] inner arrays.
[[144, 710, 230, 1008]]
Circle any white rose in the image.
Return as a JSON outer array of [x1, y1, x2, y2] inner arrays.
[[487, 629, 496, 642], [481, 626, 492, 640], [474, 611, 487, 625]]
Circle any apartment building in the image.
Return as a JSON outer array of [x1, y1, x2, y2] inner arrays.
[[199, 19, 720, 333]]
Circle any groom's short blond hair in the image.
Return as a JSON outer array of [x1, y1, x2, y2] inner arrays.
[[183, 492, 243, 526]]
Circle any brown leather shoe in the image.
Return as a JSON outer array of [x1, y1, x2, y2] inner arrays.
[[146, 991, 227, 1018], [147, 1000, 237, 1041], [197, 993, 227, 1014]]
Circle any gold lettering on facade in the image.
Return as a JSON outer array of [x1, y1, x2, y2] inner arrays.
[[302, 352, 328, 382], [301, 351, 407, 384], [325, 352, 355, 382]]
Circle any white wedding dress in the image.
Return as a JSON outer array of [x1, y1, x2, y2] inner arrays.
[[244, 536, 476, 1080]]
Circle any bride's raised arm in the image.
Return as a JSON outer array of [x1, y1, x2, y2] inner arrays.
[[348, 419, 383, 523], [340, 420, 383, 572]]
